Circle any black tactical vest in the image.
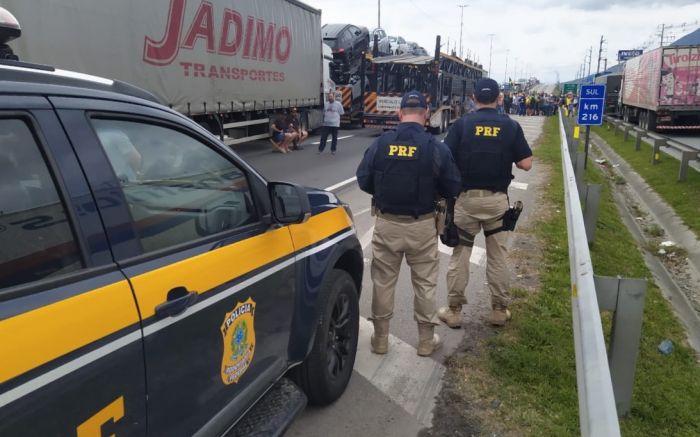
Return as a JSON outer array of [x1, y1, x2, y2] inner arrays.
[[373, 131, 436, 216], [455, 112, 515, 192]]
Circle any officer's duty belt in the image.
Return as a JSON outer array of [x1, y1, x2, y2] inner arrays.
[[463, 189, 502, 197], [377, 211, 435, 223]]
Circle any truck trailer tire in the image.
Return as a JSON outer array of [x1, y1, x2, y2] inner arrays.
[[293, 269, 359, 406], [647, 111, 657, 131]]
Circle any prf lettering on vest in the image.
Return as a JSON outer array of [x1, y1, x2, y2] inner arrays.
[[474, 126, 501, 137], [388, 145, 417, 157]]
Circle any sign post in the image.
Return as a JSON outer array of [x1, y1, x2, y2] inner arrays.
[[577, 84, 606, 169]]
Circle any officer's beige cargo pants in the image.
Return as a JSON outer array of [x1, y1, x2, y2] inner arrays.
[[446, 190, 510, 310], [371, 212, 439, 325]]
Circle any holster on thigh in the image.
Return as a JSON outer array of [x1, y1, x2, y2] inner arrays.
[[456, 227, 475, 247]]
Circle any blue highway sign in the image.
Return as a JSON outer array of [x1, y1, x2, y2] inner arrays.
[[577, 84, 606, 126]]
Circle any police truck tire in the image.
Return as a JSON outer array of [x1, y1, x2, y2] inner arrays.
[[294, 269, 359, 405]]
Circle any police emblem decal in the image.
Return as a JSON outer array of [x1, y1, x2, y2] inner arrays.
[[220, 298, 256, 385]]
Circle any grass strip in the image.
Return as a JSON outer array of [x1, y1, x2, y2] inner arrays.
[[453, 116, 700, 436], [592, 125, 700, 238]]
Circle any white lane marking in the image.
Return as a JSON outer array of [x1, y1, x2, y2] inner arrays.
[[353, 207, 372, 217], [438, 241, 453, 255], [471, 246, 486, 266], [311, 134, 354, 145], [324, 176, 357, 192], [437, 244, 486, 266], [360, 225, 375, 250], [355, 317, 445, 427], [2, 229, 357, 408], [511, 182, 529, 190]]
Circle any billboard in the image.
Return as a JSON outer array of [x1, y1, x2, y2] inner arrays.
[[618, 49, 643, 62]]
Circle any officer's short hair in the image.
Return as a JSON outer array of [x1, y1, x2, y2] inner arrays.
[[400, 107, 427, 115]]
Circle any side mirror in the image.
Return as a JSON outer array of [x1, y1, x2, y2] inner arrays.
[[269, 182, 311, 224], [0, 7, 21, 45]]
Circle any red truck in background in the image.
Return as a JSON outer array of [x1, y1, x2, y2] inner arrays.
[[620, 45, 700, 131]]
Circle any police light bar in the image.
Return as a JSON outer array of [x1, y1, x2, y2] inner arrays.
[[0, 7, 21, 45]]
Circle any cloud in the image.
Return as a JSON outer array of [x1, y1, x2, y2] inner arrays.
[[530, 0, 698, 10], [306, 0, 700, 82]]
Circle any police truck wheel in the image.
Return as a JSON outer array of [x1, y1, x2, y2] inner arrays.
[[294, 269, 359, 405]]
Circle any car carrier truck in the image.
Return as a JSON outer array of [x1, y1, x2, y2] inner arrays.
[[362, 36, 484, 133], [619, 45, 700, 131], [6, 0, 333, 145]]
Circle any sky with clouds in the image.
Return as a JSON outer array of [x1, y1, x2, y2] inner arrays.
[[304, 0, 700, 84]]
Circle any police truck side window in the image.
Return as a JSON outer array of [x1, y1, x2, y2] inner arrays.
[[0, 119, 83, 289], [91, 119, 258, 253]]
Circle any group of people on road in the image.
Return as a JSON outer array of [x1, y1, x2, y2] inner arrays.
[[270, 108, 309, 153], [502, 92, 559, 116], [357, 78, 533, 357]]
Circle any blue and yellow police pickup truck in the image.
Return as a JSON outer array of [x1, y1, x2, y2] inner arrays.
[[0, 9, 363, 436]]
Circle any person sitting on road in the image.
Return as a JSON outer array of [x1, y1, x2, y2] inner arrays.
[[270, 113, 296, 153], [287, 107, 308, 150]]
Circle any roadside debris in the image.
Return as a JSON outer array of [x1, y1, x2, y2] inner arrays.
[[658, 339, 674, 355]]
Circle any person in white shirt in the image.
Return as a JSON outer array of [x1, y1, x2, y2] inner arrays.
[[318, 92, 344, 155]]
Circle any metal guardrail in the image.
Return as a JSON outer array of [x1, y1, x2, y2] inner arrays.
[[558, 112, 622, 437], [604, 115, 700, 181]]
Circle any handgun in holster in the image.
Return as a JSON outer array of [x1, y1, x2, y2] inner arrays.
[[439, 198, 460, 248], [502, 200, 523, 232], [371, 197, 377, 217]]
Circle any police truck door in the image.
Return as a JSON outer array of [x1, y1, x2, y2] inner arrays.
[[53, 99, 297, 436]]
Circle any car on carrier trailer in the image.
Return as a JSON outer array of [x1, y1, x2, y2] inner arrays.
[[363, 36, 484, 133]]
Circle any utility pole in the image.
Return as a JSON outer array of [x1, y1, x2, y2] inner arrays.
[[659, 23, 665, 47], [458, 4, 469, 59], [587, 46, 592, 79], [596, 35, 605, 76], [504, 49, 509, 83], [487, 33, 495, 76], [377, 0, 380, 29]]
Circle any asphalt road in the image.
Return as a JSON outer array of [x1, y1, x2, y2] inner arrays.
[[666, 133, 700, 151], [233, 118, 546, 436]]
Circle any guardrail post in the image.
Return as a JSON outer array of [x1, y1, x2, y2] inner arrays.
[[623, 126, 631, 142], [678, 151, 695, 182], [612, 121, 620, 136], [583, 184, 602, 244], [634, 131, 643, 151], [651, 138, 666, 165], [576, 152, 586, 199], [594, 276, 647, 417]]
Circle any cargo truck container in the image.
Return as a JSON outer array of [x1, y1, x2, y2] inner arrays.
[[6, 0, 332, 144], [619, 45, 700, 130]]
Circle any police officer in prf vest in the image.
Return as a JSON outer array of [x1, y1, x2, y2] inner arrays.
[[438, 78, 533, 328], [356, 91, 461, 357]]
